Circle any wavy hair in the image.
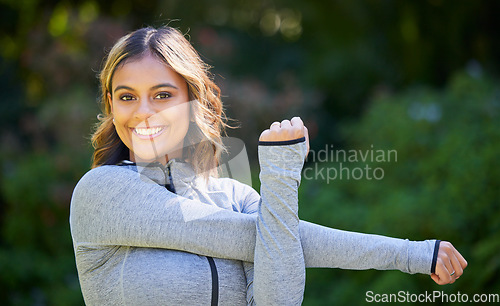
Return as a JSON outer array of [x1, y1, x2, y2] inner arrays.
[[91, 26, 229, 177]]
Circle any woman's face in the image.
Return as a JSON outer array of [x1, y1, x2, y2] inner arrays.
[[109, 53, 191, 164]]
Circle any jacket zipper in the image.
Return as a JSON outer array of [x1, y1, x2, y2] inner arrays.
[[164, 163, 218, 305], [163, 164, 176, 193]]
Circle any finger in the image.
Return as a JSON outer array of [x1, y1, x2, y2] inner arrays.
[[440, 242, 462, 282], [290, 116, 304, 128], [304, 126, 310, 156], [449, 251, 463, 279], [449, 244, 467, 278], [280, 119, 292, 129], [270, 121, 281, 132], [443, 257, 456, 284], [289, 117, 306, 140], [430, 273, 441, 285], [435, 258, 453, 284], [290, 117, 304, 137], [453, 247, 468, 270], [259, 129, 271, 141]]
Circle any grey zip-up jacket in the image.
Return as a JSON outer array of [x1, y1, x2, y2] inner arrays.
[[70, 139, 439, 305]]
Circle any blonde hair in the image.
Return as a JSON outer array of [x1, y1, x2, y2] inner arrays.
[[91, 26, 229, 177]]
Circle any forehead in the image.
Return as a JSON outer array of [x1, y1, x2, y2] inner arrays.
[[112, 54, 186, 89]]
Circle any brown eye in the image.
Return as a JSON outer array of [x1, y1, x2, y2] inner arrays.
[[120, 94, 135, 101], [155, 92, 171, 99]]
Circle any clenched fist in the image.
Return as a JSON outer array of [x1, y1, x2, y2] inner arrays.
[[259, 117, 309, 154]]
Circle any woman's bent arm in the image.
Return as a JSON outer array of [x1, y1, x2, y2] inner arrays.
[[70, 164, 436, 276]]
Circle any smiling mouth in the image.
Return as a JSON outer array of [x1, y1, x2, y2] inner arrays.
[[132, 126, 165, 138]]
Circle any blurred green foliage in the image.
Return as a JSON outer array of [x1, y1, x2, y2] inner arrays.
[[0, 0, 499, 304]]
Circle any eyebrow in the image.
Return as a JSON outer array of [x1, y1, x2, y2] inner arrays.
[[113, 83, 179, 94]]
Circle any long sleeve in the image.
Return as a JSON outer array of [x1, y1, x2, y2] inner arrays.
[[70, 164, 437, 276], [251, 139, 308, 305]]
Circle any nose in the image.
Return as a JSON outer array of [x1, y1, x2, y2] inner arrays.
[[134, 97, 155, 121]]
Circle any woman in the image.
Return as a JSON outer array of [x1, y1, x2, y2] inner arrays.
[[70, 26, 467, 305]]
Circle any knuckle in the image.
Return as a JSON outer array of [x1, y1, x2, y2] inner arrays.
[[441, 242, 452, 252], [290, 117, 303, 126]]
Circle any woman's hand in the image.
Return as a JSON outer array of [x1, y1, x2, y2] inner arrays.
[[431, 241, 468, 285], [259, 117, 310, 154]]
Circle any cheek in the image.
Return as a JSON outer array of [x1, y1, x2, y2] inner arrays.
[[180, 106, 193, 131], [112, 104, 131, 125], [181, 104, 191, 122], [164, 103, 191, 125], [112, 110, 132, 139], [113, 114, 128, 130]]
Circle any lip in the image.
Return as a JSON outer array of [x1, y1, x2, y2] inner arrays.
[[131, 126, 166, 139]]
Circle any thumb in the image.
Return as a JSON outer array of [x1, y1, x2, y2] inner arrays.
[[430, 273, 440, 284]]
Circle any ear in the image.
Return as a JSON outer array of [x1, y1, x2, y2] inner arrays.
[[107, 92, 114, 114]]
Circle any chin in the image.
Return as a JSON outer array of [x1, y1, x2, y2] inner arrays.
[[132, 147, 181, 163], [130, 150, 164, 163]]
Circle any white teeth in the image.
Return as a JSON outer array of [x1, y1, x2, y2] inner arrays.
[[134, 127, 163, 136]]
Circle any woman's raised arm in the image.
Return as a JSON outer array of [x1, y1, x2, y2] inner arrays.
[[251, 117, 309, 305]]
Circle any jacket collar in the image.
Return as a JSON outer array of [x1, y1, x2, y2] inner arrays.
[[117, 159, 203, 197]]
